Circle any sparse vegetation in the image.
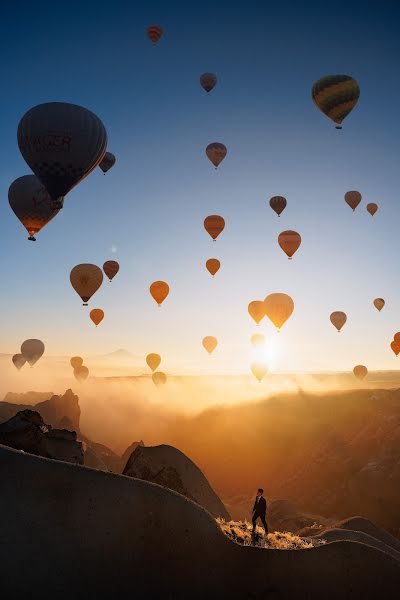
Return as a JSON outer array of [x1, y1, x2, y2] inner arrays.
[[217, 518, 326, 550]]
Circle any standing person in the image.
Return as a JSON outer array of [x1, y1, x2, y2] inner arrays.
[[252, 488, 268, 535]]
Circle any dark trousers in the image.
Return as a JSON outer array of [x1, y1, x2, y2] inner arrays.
[[252, 512, 268, 534]]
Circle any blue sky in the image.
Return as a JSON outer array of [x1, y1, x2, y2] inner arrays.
[[1, 0, 400, 372]]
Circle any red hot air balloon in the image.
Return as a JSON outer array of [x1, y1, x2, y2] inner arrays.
[[206, 143, 227, 168], [103, 260, 119, 282], [200, 73, 217, 93], [147, 25, 163, 44]]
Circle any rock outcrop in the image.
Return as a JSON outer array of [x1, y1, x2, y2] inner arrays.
[[0, 410, 83, 464], [1, 444, 399, 598], [123, 444, 230, 520]]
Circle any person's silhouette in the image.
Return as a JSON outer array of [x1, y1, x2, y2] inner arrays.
[[252, 488, 268, 535]]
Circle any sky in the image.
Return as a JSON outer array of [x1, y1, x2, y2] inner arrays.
[[1, 0, 400, 374]]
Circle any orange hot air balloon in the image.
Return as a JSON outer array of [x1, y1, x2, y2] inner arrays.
[[250, 334, 265, 347], [269, 196, 287, 217], [353, 365, 368, 380], [150, 281, 169, 306], [202, 336, 218, 354], [70, 264, 103, 306], [147, 25, 163, 44], [205, 143, 227, 168], [70, 356, 83, 369], [330, 311, 347, 332], [204, 215, 225, 241], [90, 308, 104, 327], [344, 191, 362, 211], [146, 353, 161, 372], [391, 341, 400, 356], [74, 365, 89, 382], [278, 230, 301, 259], [373, 298, 385, 312], [152, 371, 167, 387], [367, 203, 378, 216], [248, 301, 265, 325], [394, 332, 400, 345], [12, 353, 26, 371], [251, 361, 268, 382], [200, 73, 217, 93], [264, 293, 294, 331], [103, 260, 119, 282], [206, 258, 221, 276]]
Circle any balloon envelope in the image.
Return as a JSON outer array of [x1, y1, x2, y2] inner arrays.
[[330, 311, 347, 332], [12, 353, 26, 371], [248, 301, 265, 325], [250, 334, 266, 347], [269, 196, 287, 217], [200, 73, 217, 93], [99, 152, 116, 173], [150, 281, 169, 306], [70, 264, 103, 305], [251, 361, 268, 382], [90, 308, 104, 326], [8, 175, 62, 240], [74, 366, 89, 382], [312, 75, 360, 127], [391, 341, 400, 356], [202, 336, 218, 354], [17, 102, 107, 202], [103, 260, 119, 282], [353, 365, 368, 380], [204, 215, 225, 240], [147, 25, 163, 44], [152, 371, 167, 387], [367, 203, 378, 216], [70, 356, 83, 369], [146, 353, 161, 372], [206, 258, 221, 276], [345, 191, 362, 211], [21, 339, 45, 366], [264, 294, 294, 330], [394, 332, 400, 346], [278, 230, 301, 259], [373, 298, 385, 311], [205, 143, 227, 168]]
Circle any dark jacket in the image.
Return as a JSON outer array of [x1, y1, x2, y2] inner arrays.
[[252, 496, 267, 514]]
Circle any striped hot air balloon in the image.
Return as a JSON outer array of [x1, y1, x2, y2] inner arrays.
[[312, 75, 360, 129], [147, 25, 163, 44]]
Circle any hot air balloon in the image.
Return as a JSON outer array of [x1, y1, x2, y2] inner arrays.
[[103, 260, 119, 282], [74, 366, 89, 382], [90, 308, 104, 326], [269, 196, 287, 217], [250, 334, 266, 347], [17, 103, 107, 205], [147, 25, 163, 44], [202, 336, 218, 354], [264, 294, 294, 331], [394, 332, 400, 346], [330, 311, 347, 332], [8, 175, 62, 241], [21, 339, 45, 367], [70, 356, 83, 369], [278, 230, 301, 259], [373, 298, 385, 312], [312, 75, 360, 129], [248, 301, 265, 325], [12, 354, 26, 371], [200, 73, 217, 93], [353, 365, 368, 380], [150, 281, 169, 306], [70, 264, 103, 306], [99, 152, 116, 174], [206, 143, 227, 168], [146, 353, 161, 372], [367, 203, 378, 216], [206, 258, 221, 276], [204, 215, 225, 241], [344, 191, 362, 211], [251, 361, 268, 382], [152, 371, 167, 387], [391, 341, 400, 356]]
